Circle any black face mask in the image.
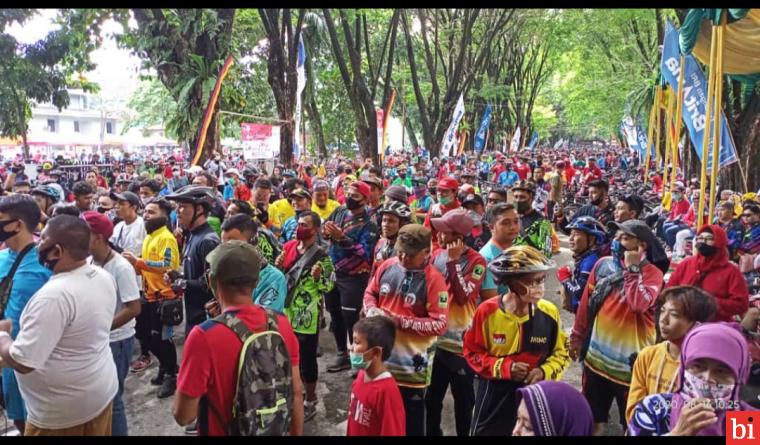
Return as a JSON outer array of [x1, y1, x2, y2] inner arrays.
[[0, 219, 18, 243], [38, 244, 60, 271], [591, 196, 604, 206], [96, 206, 110, 214], [145, 216, 168, 234], [697, 243, 717, 257], [346, 197, 364, 211]]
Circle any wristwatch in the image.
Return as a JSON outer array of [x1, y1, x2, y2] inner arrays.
[[627, 264, 641, 274]]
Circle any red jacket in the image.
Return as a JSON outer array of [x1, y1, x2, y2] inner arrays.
[[667, 224, 749, 322], [667, 199, 693, 223]]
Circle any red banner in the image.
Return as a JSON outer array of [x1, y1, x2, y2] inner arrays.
[[241, 123, 274, 141]]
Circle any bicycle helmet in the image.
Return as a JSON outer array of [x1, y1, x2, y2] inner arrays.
[[566, 216, 607, 242], [31, 185, 61, 202], [378, 200, 412, 221], [512, 180, 536, 195], [488, 245, 554, 278], [165, 185, 216, 208]]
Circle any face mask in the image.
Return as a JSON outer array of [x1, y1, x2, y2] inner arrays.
[[96, 206, 110, 214], [429, 188, 437, 196], [296, 226, 316, 241], [610, 239, 624, 259], [145, 216, 168, 233], [528, 282, 545, 301], [681, 369, 735, 406], [468, 210, 483, 226], [697, 243, 717, 257], [350, 349, 374, 371], [346, 197, 363, 211], [439, 196, 453, 206], [673, 193, 682, 201], [516, 200, 531, 214], [38, 244, 60, 271], [591, 196, 604, 206], [0, 219, 18, 243], [398, 173, 406, 179], [228, 178, 235, 186]]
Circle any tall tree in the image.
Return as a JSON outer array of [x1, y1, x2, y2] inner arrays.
[[0, 9, 99, 159], [400, 8, 516, 157]]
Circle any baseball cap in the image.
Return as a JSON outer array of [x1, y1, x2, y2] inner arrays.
[[225, 168, 241, 178], [205, 240, 263, 287], [438, 177, 459, 191], [431, 208, 474, 236], [312, 179, 330, 192], [349, 181, 371, 200], [607, 219, 656, 246], [82, 210, 114, 239], [289, 188, 312, 200], [110, 191, 142, 208], [462, 194, 484, 207], [395, 224, 432, 255]]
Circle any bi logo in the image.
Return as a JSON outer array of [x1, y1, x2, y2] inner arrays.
[[727, 412, 759, 444]]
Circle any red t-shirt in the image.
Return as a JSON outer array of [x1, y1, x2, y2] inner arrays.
[[177, 305, 300, 436], [515, 163, 531, 181], [347, 370, 406, 436]]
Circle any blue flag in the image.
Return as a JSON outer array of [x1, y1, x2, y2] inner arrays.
[[528, 131, 539, 149], [473, 103, 493, 153], [661, 21, 738, 169]]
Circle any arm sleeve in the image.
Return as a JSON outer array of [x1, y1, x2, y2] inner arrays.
[[570, 261, 599, 351], [562, 257, 594, 309], [462, 306, 512, 380], [445, 255, 485, 306], [176, 328, 211, 398], [378, 387, 407, 436], [622, 267, 662, 314], [186, 238, 219, 292], [396, 270, 448, 337], [135, 241, 176, 273], [114, 261, 141, 303], [625, 351, 651, 423], [717, 267, 750, 321], [338, 224, 377, 265], [9, 295, 71, 370], [539, 310, 570, 381]]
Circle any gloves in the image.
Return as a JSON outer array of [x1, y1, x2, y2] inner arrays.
[[557, 266, 572, 282]]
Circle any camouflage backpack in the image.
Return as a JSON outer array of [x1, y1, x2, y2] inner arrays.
[[210, 309, 293, 436]]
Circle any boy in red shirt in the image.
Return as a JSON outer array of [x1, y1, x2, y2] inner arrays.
[[173, 241, 304, 436], [347, 316, 406, 436]]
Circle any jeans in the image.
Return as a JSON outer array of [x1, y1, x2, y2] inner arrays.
[[663, 221, 688, 248], [110, 336, 134, 436], [425, 349, 475, 436], [399, 386, 426, 436], [135, 296, 151, 357]]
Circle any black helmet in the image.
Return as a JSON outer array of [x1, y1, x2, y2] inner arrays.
[[378, 200, 412, 221], [165, 185, 216, 209]]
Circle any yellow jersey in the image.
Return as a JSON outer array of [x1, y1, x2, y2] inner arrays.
[[135, 225, 180, 301]]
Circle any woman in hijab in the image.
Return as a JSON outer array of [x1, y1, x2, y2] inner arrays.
[[628, 322, 756, 436], [667, 224, 749, 322], [513, 381, 594, 436]]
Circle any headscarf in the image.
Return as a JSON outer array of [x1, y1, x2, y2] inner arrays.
[[669, 322, 753, 436], [694, 224, 730, 275], [515, 381, 594, 436]]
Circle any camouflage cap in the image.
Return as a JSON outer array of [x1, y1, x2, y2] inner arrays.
[[394, 224, 432, 255], [206, 240, 263, 288]]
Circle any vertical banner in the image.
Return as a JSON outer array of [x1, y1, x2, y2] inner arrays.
[[660, 21, 738, 169], [510, 126, 521, 152], [376, 108, 384, 155], [441, 94, 465, 157], [191, 54, 234, 166], [473, 103, 493, 153], [528, 131, 539, 149], [293, 36, 307, 162]]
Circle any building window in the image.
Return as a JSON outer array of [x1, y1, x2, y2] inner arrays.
[[74, 121, 80, 133], [47, 119, 56, 132], [106, 122, 114, 134]]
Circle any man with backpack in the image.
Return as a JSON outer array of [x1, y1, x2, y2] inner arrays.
[[174, 241, 304, 436]]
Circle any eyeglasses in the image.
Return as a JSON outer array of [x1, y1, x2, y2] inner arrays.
[[523, 276, 546, 288]]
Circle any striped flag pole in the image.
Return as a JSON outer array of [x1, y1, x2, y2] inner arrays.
[[191, 54, 235, 166]]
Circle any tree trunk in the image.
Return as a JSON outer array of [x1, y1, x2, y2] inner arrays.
[[305, 94, 327, 158]]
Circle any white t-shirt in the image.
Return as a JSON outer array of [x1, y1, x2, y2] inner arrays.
[[110, 216, 147, 289], [92, 253, 141, 342], [10, 264, 119, 429]]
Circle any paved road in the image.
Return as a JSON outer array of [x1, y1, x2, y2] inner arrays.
[[2, 233, 624, 436]]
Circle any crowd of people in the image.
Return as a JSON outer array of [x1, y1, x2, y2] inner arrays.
[[0, 144, 759, 437]]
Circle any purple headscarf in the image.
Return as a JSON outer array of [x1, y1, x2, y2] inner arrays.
[[516, 381, 593, 436], [669, 322, 754, 436]]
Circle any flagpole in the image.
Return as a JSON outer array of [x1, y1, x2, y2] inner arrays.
[[484, 129, 490, 153]]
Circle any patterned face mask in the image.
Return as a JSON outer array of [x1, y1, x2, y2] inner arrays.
[[681, 369, 735, 406]]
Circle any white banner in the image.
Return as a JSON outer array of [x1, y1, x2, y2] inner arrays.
[[510, 126, 521, 152], [441, 94, 465, 157], [242, 126, 280, 160], [293, 36, 306, 160]]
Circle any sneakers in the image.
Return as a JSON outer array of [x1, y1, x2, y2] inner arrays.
[[157, 375, 177, 399], [184, 421, 198, 435], [327, 353, 351, 373], [304, 400, 318, 422], [130, 354, 152, 373], [150, 371, 165, 386]]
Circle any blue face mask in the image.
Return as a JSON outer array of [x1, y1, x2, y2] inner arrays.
[[610, 239, 623, 259]]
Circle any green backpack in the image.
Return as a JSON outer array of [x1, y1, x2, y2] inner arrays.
[[209, 309, 293, 436]]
